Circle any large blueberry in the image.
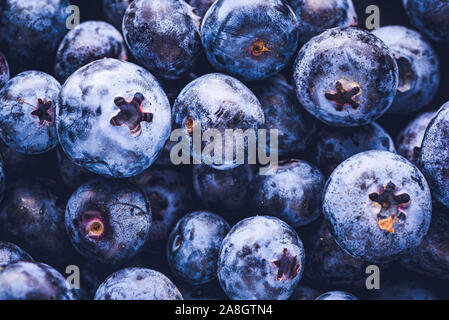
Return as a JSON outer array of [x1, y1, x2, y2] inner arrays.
[[130, 167, 193, 254], [0, 51, 9, 89], [315, 291, 358, 300], [396, 111, 436, 165], [0, 242, 33, 267], [0, 178, 73, 267], [401, 203, 449, 279], [167, 211, 230, 285], [0, 261, 76, 300], [250, 159, 324, 227], [94, 268, 183, 300], [288, 0, 358, 44], [65, 178, 151, 266], [218, 216, 305, 300], [102, 0, 133, 30], [372, 26, 439, 116], [304, 219, 391, 288], [0, 71, 60, 154], [323, 150, 432, 262], [123, 0, 201, 79], [193, 164, 254, 221], [0, 0, 70, 74], [201, 0, 299, 81], [55, 21, 127, 83], [173, 73, 264, 170], [402, 0, 449, 43], [249, 75, 317, 157], [419, 102, 449, 208], [314, 122, 395, 177], [293, 27, 398, 126], [57, 58, 171, 178]]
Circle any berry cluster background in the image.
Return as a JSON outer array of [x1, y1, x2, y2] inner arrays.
[[0, 0, 448, 300]]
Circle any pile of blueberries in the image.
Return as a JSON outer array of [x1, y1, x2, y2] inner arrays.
[[0, 0, 448, 300]]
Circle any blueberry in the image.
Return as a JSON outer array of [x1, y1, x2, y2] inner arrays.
[[315, 291, 358, 300], [0, 261, 76, 300], [193, 164, 254, 221], [57, 58, 171, 178], [65, 178, 151, 266], [402, 0, 449, 43], [323, 150, 432, 262], [0, 178, 73, 267], [250, 159, 324, 227], [130, 167, 193, 254], [249, 74, 317, 157], [314, 122, 396, 177], [372, 26, 440, 116], [123, 0, 201, 79], [0, 71, 60, 154], [401, 203, 449, 279], [373, 282, 438, 300], [0, 242, 33, 267], [167, 211, 230, 285], [0, 51, 9, 89], [0, 0, 70, 74], [218, 216, 305, 300], [293, 27, 398, 127], [55, 21, 127, 83], [173, 73, 264, 170], [419, 102, 449, 208], [201, 0, 299, 81], [187, 0, 216, 18], [288, 0, 358, 44], [94, 267, 183, 300], [102, 0, 133, 30], [56, 146, 97, 191], [304, 219, 391, 289], [396, 111, 436, 165]]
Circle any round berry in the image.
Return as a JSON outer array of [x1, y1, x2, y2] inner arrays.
[[0, 242, 33, 267]]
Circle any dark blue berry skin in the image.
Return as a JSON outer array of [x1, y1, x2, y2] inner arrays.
[[372, 26, 439, 116], [0, 0, 70, 74], [401, 203, 449, 279], [65, 179, 151, 266], [55, 21, 127, 83], [0, 154, 4, 202], [293, 27, 398, 127], [94, 268, 183, 300], [303, 219, 391, 289], [173, 73, 264, 170], [290, 285, 319, 300], [373, 282, 438, 300], [396, 111, 435, 166], [0, 71, 60, 155], [0, 261, 76, 300], [315, 291, 357, 300], [56, 146, 97, 191], [0, 178, 73, 267], [167, 211, 230, 285], [288, 0, 358, 44], [102, 0, 133, 30], [201, 0, 299, 81], [0, 51, 9, 89], [323, 150, 432, 263], [249, 75, 317, 158], [250, 159, 324, 227], [193, 164, 254, 221], [123, 0, 202, 80], [57, 58, 171, 178], [187, 0, 216, 18], [0, 242, 33, 267], [130, 167, 193, 254], [420, 102, 449, 208], [402, 0, 449, 43], [179, 280, 228, 300], [314, 122, 396, 177], [218, 216, 305, 300]]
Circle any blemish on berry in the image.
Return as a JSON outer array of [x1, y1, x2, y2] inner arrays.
[[250, 40, 270, 57], [325, 79, 361, 111], [31, 99, 53, 124], [272, 248, 300, 281]]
